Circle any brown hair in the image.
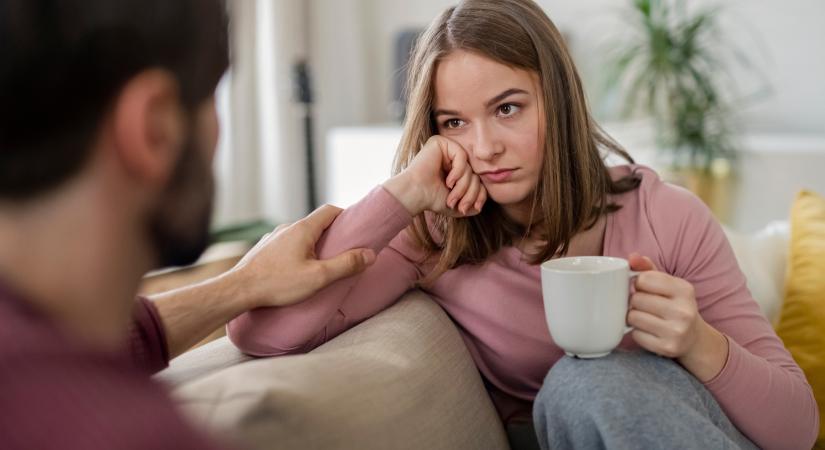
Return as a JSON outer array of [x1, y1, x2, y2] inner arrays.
[[394, 0, 640, 282]]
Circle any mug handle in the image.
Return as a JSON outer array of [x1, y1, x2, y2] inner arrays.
[[624, 271, 641, 334]]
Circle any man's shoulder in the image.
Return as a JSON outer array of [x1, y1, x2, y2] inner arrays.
[[0, 349, 220, 450], [0, 298, 66, 360], [0, 301, 221, 450]]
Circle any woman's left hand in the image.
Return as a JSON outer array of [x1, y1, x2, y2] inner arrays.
[[627, 253, 729, 382]]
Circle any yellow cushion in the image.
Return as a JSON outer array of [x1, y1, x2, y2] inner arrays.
[[776, 190, 825, 448]]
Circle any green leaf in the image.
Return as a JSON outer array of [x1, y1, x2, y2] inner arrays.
[[599, 0, 764, 170]]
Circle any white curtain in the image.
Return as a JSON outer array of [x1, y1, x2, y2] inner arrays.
[[213, 0, 311, 228]]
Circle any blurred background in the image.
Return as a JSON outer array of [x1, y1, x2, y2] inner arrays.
[[209, 0, 825, 240]]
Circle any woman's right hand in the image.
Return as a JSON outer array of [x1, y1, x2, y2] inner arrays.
[[383, 135, 487, 217]]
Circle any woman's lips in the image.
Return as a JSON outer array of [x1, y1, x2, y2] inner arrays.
[[481, 168, 516, 183]]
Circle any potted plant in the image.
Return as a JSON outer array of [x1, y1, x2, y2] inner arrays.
[[604, 0, 763, 221]]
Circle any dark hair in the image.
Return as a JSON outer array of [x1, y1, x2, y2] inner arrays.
[[0, 0, 229, 200]]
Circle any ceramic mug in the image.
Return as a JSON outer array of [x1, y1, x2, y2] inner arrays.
[[540, 256, 638, 358]]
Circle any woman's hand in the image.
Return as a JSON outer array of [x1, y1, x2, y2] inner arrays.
[[382, 135, 487, 217], [627, 253, 729, 382]]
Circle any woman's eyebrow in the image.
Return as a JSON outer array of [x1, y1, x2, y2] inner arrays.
[[484, 88, 529, 108], [433, 88, 530, 118], [433, 107, 460, 118]]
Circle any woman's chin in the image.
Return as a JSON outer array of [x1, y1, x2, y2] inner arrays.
[[487, 190, 532, 209]]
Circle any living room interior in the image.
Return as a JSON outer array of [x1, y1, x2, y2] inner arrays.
[[139, 1, 825, 449]]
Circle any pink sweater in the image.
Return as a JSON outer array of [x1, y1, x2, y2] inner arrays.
[[228, 165, 819, 450]]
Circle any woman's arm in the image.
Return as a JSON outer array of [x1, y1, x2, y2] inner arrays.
[[227, 135, 489, 356], [226, 186, 419, 356], [147, 205, 375, 360], [642, 173, 819, 450]]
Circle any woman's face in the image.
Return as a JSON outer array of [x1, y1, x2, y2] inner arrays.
[[433, 49, 544, 223]]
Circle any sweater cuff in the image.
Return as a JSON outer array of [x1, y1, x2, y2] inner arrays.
[[130, 296, 170, 374], [374, 185, 414, 230], [702, 333, 740, 393]]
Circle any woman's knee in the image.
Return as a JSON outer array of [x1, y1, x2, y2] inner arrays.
[[536, 355, 616, 416], [536, 351, 678, 413]]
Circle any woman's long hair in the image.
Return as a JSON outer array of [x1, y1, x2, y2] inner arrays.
[[394, 0, 640, 282]]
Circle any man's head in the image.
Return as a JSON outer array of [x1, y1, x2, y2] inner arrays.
[[0, 0, 229, 268]]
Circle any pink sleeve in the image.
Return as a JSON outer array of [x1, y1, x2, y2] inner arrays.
[[226, 186, 424, 356], [645, 176, 819, 450], [128, 297, 169, 374]]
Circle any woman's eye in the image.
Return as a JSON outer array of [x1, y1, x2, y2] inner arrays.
[[443, 118, 465, 129], [497, 103, 521, 117]]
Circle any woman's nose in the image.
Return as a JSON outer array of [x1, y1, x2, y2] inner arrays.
[[468, 123, 504, 161]]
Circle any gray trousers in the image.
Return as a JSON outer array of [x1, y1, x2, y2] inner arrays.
[[530, 350, 758, 450]]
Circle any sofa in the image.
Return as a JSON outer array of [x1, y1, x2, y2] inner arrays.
[[155, 221, 792, 450]]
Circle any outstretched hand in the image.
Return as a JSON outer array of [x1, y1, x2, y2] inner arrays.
[[229, 204, 377, 309]]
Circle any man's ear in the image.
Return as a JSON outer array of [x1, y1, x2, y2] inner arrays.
[[111, 69, 185, 187]]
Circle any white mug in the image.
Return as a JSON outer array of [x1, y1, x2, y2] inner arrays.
[[540, 256, 638, 358]]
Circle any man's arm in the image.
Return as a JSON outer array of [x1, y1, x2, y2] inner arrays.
[[147, 205, 376, 360]]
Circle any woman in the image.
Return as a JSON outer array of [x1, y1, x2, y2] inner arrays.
[[228, 1, 818, 448]]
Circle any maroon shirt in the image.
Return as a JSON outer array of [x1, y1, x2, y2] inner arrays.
[[0, 282, 230, 449]]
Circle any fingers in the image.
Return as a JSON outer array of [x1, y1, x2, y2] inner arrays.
[[474, 186, 488, 211], [273, 223, 289, 234], [627, 308, 670, 336], [447, 169, 473, 208], [635, 271, 694, 298], [428, 135, 487, 216], [446, 171, 487, 216], [630, 323, 691, 359], [315, 248, 377, 286], [297, 204, 343, 242], [257, 232, 272, 246], [443, 139, 469, 188], [247, 229, 275, 253], [630, 291, 671, 318], [441, 140, 486, 215], [630, 328, 677, 357], [458, 175, 482, 215], [628, 252, 658, 271], [254, 223, 289, 248]]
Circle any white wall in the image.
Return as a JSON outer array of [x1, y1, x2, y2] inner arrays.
[[213, 0, 312, 227], [309, 0, 825, 147], [727, 0, 825, 133], [308, 0, 824, 232], [307, 0, 374, 204], [222, 0, 823, 224]]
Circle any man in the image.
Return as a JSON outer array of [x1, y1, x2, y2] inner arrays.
[[0, 1, 375, 448]]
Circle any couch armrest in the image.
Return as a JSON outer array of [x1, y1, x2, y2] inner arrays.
[[156, 336, 253, 386], [162, 290, 509, 450]]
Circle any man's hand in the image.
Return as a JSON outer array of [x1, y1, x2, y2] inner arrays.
[[228, 204, 376, 309], [150, 204, 375, 359]]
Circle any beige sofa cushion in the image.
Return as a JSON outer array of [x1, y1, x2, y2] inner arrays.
[[161, 290, 509, 450], [157, 336, 254, 387]]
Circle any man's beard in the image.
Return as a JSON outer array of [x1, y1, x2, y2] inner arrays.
[[148, 135, 214, 269]]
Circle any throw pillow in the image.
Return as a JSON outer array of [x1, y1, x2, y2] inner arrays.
[[775, 190, 825, 449]]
